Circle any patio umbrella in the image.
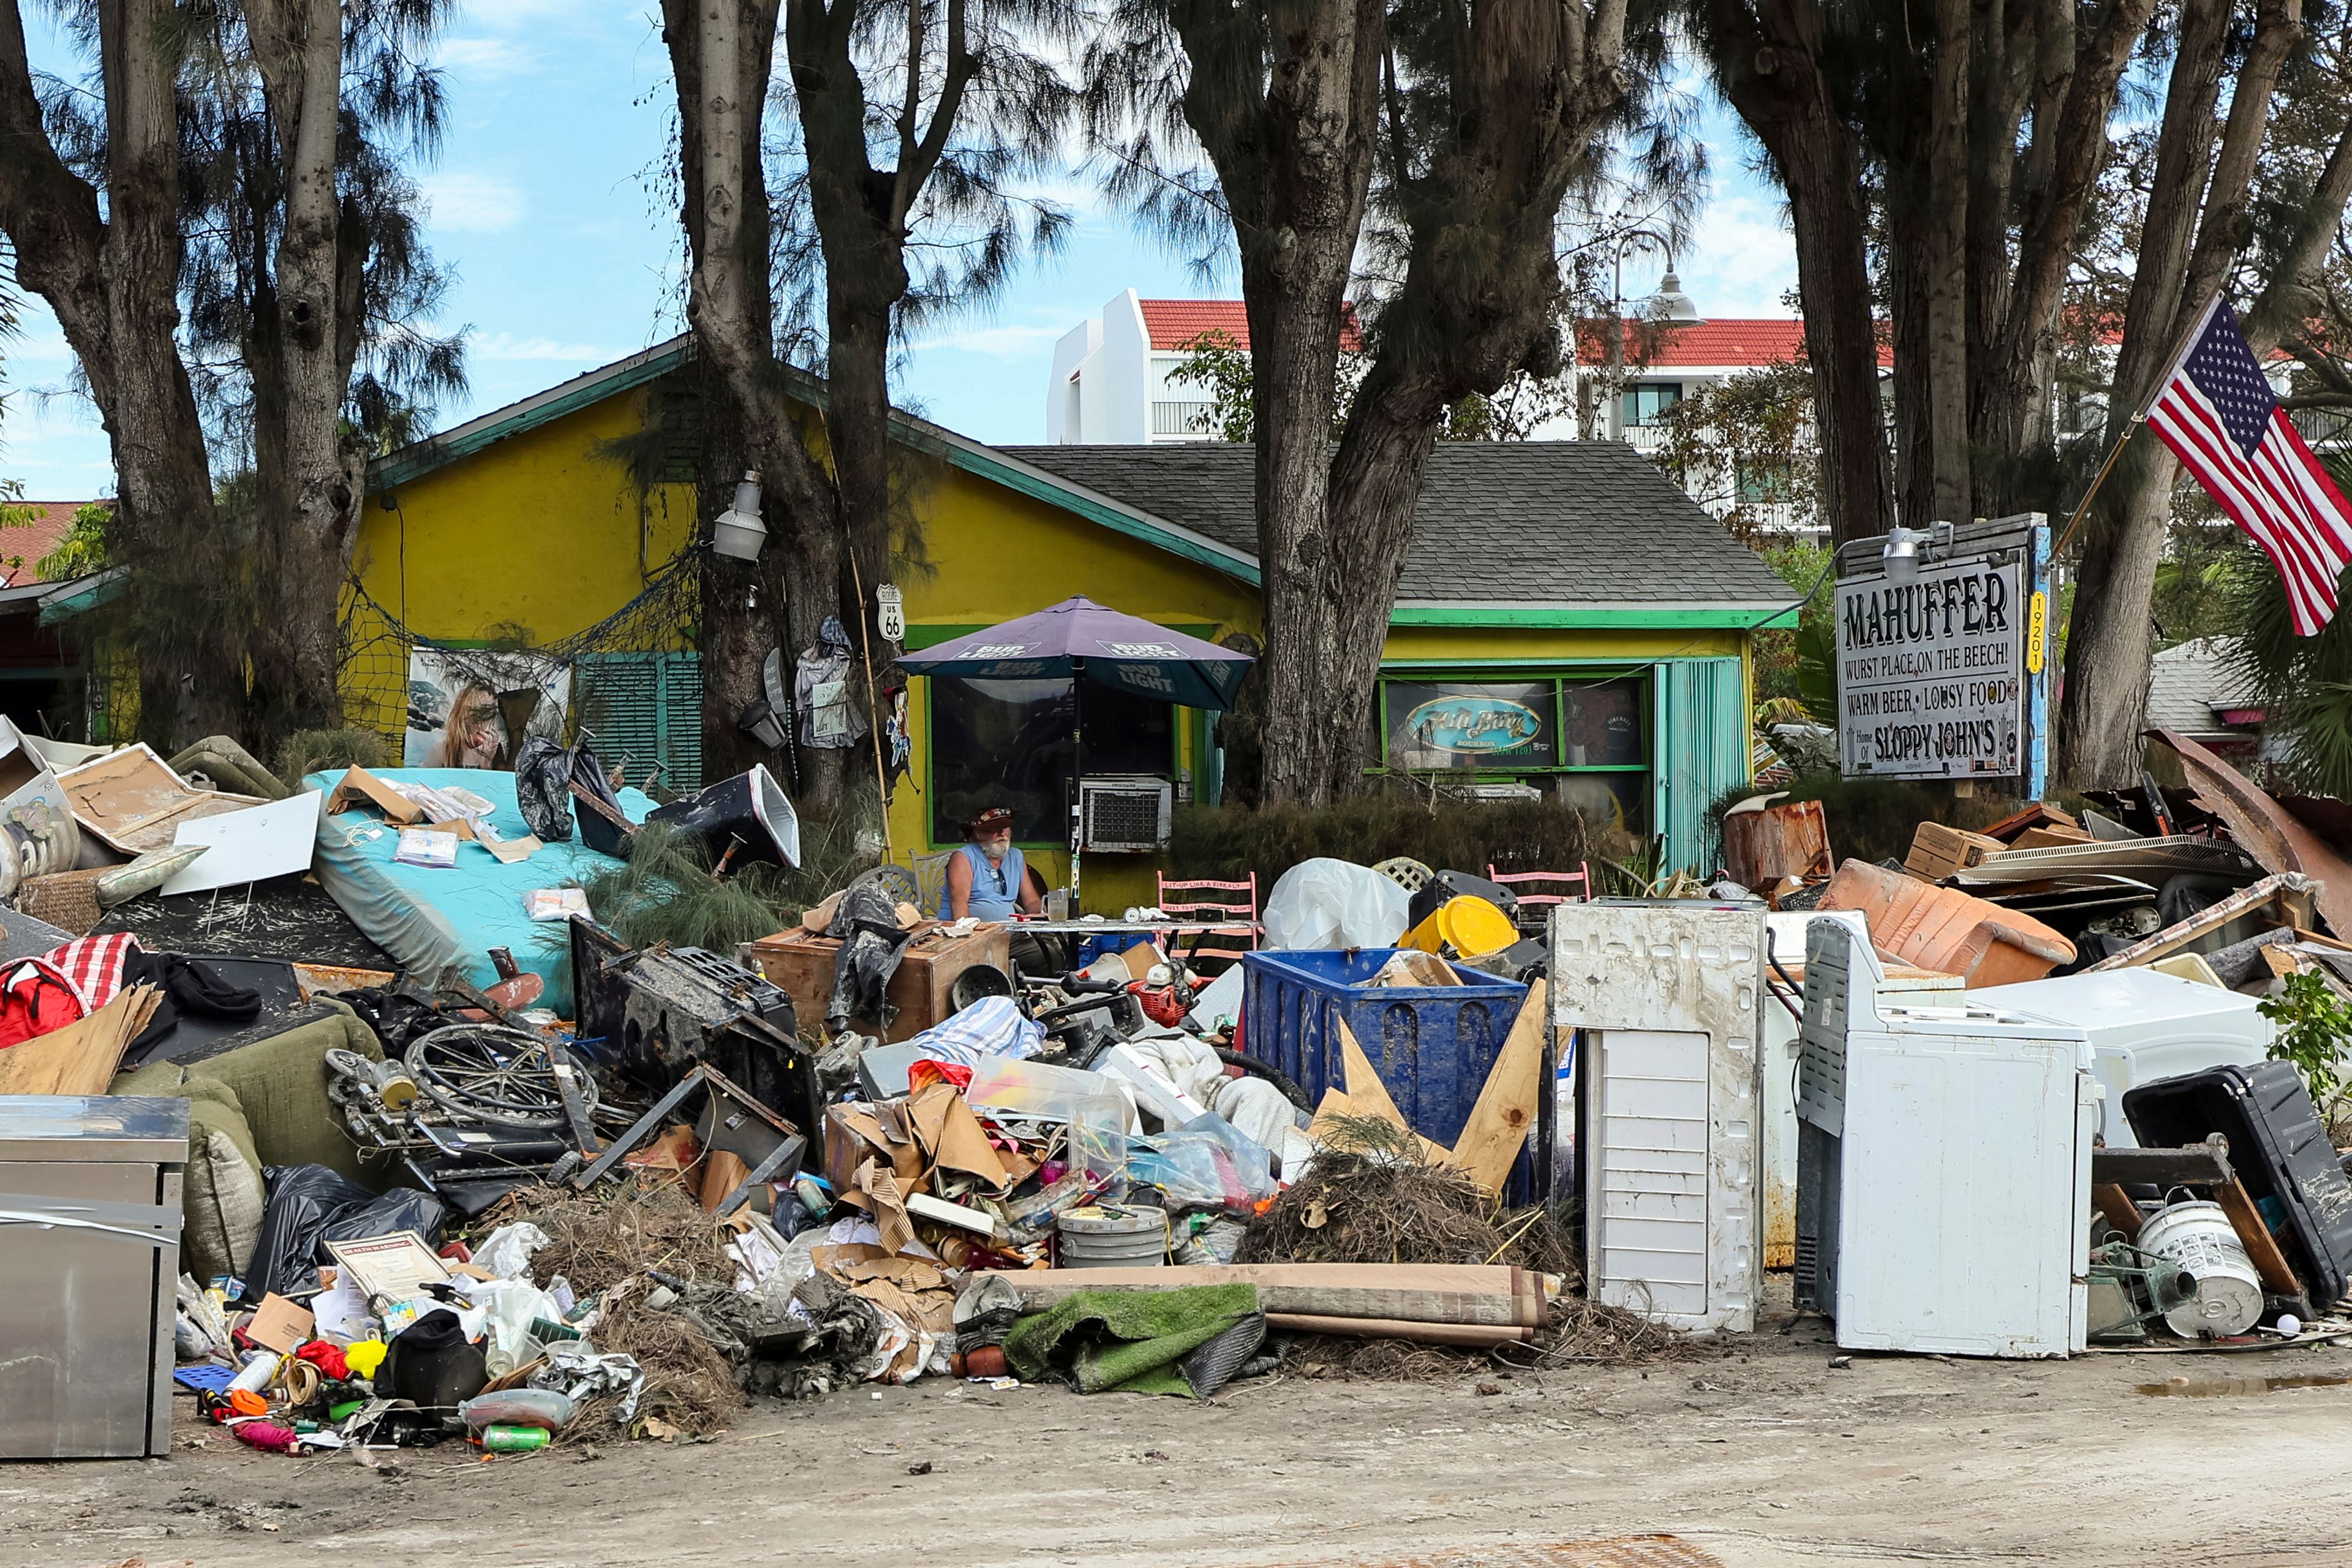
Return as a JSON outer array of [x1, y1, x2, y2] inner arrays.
[[897, 597, 1255, 908], [896, 596, 1254, 710]]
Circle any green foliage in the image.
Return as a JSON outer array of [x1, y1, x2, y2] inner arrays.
[[1167, 791, 1607, 895], [569, 821, 804, 956], [35, 502, 110, 581], [276, 727, 386, 788], [1649, 363, 1822, 539], [1166, 328, 1367, 443], [2258, 969, 2351, 1111], [1749, 540, 1836, 718]]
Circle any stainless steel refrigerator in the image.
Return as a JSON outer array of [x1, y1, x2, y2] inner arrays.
[[0, 1095, 188, 1459]]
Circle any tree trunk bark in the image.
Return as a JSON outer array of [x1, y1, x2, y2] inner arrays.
[[1705, 0, 1891, 546], [666, 0, 848, 813], [247, 0, 353, 739], [0, 0, 241, 747], [1170, 0, 1385, 807], [1923, 0, 1972, 524], [2054, 0, 2298, 787]]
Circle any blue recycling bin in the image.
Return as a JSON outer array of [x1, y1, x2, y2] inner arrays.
[[1239, 948, 1535, 1191]]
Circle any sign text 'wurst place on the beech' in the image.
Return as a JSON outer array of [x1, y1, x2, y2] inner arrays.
[[1836, 552, 2026, 778]]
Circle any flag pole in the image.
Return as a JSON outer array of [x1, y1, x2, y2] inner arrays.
[[2051, 421, 2141, 559], [2052, 292, 2226, 560]]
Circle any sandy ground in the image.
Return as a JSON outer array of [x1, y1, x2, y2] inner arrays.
[[12, 1306, 2352, 1568]]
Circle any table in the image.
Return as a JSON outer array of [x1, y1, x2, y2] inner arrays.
[[1007, 919, 1263, 937]]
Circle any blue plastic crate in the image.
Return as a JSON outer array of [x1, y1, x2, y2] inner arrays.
[[1239, 947, 1532, 1168]]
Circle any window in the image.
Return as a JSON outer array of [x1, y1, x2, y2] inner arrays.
[[929, 676, 1173, 843], [1385, 680, 1556, 771], [1735, 462, 1793, 505], [1378, 671, 1648, 832], [1620, 382, 1684, 428]]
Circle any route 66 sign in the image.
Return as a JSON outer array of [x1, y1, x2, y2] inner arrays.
[[875, 583, 905, 643]]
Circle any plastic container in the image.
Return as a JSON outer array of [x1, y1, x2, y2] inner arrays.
[[962, 1055, 1129, 1129], [2123, 1061, 2352, 1314], [1058, 1206, 1169, 1268], [2138, 1200, 2264, 1336], [458, 1388, 578, 1433], [226, 1351, 282, 1396], [1239, 946, 1528, 1154]]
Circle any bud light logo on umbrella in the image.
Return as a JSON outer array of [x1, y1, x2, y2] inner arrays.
[[1406, 693, 1544, 754]]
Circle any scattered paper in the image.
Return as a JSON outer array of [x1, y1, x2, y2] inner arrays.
[[325, 1232, 454, 1300], [526, 887, 590, 922], [392, 827, 459, 869]]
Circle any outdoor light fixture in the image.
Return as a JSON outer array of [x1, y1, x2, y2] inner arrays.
[[712, 471, 767, 560], [1880, 521, 1953, 584]]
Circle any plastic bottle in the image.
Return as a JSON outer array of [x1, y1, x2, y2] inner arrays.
[[226, 1350, 282, 1396], [478, 1423, 551, 1452], [457, 1388, 577, 1432]]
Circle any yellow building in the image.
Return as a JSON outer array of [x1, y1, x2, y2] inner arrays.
[[360, 337, 1790, 908]]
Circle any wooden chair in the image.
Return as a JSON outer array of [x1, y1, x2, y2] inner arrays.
[[1487, 862, 1593, 924], [1156, 870, 1261, 972]]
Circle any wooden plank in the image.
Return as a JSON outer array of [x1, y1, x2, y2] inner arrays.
[[2212, 1177, 2304, 1298], [2091, 1141, 2233, 1188], [2093, 1183, 2144, 1242], [1336, 1016, 1411, 1130], [1444, 978, 1549, 1194], [1265, 1313, 1529, 1346]]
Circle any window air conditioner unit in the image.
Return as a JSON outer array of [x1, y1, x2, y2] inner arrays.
[[1078, 775, 1171, 853]]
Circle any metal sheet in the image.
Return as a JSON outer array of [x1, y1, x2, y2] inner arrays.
[[2148, 728, 2352, 936], [1954, 835, 2259, 886], [0, 1095, 190, 1164], [0, 1158, 179, 1459]]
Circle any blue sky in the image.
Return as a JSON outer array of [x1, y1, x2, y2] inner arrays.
[[1, 3, 1800, 503]]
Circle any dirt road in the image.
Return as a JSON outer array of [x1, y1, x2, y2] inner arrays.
[[10, 1317, 2352, 1568]]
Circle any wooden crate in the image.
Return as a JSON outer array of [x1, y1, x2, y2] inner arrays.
[[1904, 821, 2007, 881], [740, 921, 1012, 1042]]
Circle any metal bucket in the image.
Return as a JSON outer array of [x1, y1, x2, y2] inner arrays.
[[1057, 1205, 1168, 1268], [2138, 1200, 2264, 1337]]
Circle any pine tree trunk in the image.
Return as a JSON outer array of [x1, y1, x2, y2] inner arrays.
[[1705, 0, 1891, 547], [1170, 0, 1384, 807], [248, 0, 352, 739], [1923, 0, 1972, 523], [666, 0, 847, 812], [0, 0, 242, 747]]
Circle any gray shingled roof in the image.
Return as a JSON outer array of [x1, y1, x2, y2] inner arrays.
[[2147, 636, 2260, 736], [999, 440, 1792, 606]]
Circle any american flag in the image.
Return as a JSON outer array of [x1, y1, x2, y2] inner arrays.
[[2142, 296, 2352, 636]]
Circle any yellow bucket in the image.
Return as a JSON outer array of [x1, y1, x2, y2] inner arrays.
[[1404, 895, 1517, 959]]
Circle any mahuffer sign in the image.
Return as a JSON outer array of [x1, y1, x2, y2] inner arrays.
[[1836, 553, 2026, 778]]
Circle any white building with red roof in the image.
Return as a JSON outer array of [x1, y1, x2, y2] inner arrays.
[[1046, 284, 1887, 535]]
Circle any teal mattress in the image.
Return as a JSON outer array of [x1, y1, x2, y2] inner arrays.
[[306, 767, 655, 1014]]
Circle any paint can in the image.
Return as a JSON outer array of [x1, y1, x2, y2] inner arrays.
[[2138, 1200, 2264, 1337], [1057, 1205, 1169, 1268]]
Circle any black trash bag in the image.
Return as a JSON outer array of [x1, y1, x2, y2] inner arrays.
[[826, 881, 913, 1033], [378, 1308, 488, 1421], [513, 737, 575, 842], [244, 1164, 448, 1303], [568, 741, 633, 857]]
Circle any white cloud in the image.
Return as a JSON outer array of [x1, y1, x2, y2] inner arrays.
[[469, 332, 628, 362], [1672, 181, 1800, 320], [421, 171, 527, 234], [436, 35, 540, 75], [914, 320, 1069, 356]]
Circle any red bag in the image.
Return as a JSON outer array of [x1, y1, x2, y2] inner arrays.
[[0, 957, 86, 1049]]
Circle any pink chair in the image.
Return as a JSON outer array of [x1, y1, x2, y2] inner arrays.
[[1488, 862, 1594, 918], [1156, 871, 1261, 971]]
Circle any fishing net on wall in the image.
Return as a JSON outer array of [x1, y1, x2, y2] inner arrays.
[[336, 548, 710, 796]]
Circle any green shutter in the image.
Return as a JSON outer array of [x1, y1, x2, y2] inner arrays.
[[573, 652, 703, 793], [1652, 656, 1749, 878]]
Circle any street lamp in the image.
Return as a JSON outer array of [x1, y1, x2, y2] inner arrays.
[[1594, 232, 1698, 439], [712, 471, 767, 560]]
